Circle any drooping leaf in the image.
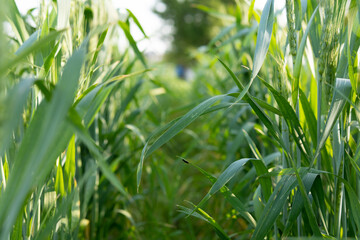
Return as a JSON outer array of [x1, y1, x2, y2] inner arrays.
[[126, 9, 148, 38], [251, 0, 274, 80], [118, 21, 147, 67], [183, 159, 256, 227], [232, 0, 274, 104], [137, 94, 229, 190], [178, 204, 230, 240]]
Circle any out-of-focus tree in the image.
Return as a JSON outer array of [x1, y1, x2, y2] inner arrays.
[[154, 0, 235, 65]]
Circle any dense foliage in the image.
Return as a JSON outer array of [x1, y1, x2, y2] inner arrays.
[[1, 0, 360, 239]]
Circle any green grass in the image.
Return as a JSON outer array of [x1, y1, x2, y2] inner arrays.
[[1, 0, 360, 239]]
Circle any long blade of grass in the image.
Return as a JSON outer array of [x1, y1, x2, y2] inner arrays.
[[0, 30, 64, 74], [126, 9, 148, 38], [178, 204, 230, 240], [312, 78, 352, 164], [251, 0, 274, 80], [137, 94, 229, 190], [251, 174, 298, 240], [6, 0, 29, 44], [243, 130, 272, 201], [232, 0, 274, 104], [0, 78, 34, 156], [118, 21, 147, 67], [299, 89, 317, 147], [261, 79, 312, 160], [196, 158, 255, 209], [218, 59, 282, 144], [292, 6, 319, 106], [183, 158, 256, 227], [283, 173, 319, 236], [0, 43, 86, 238]]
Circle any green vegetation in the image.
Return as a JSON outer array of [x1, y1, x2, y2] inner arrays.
[[1, 0, 360, 239], [153, 0, 235, 64]]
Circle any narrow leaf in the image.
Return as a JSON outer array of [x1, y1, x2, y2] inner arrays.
[[313, 78, 352, 163]]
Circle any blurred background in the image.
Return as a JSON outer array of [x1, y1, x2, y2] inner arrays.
[[14, 0, 283, 66]]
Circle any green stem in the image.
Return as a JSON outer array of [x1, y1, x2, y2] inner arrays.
[[317, 74, 322, 170]]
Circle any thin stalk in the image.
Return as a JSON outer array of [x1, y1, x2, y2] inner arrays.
[[0, 156, 6, 190], [342, 187, 347, 239], [295, 102, 302, 236], [281, 117, 290, 225], [317, 70, 322, 170], [274, 221, 278, 240], [333, 118, 345, 237]]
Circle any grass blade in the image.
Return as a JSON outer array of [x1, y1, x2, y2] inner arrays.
[[312, 78, 352, 164], [137, 94, 229, 190], [0, 43, 85, 238], [118, 21, 147, 67], [262, 79, 312, 160], [178, 204, 230, 240]]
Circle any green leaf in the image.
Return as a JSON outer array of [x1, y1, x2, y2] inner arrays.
[[253, 96, 283, 116], [0, 44, 85, 238], [243, 130, 272, 201], [283, 173, 319, 236], [210, 158, 255, 196], [10, 209, 23, 240], [306, 0, 321, 58], [55, 160, 66, 197], [183, 159, 256, 227], [251, 174, 298, 240], [341, 178, 360, 233], [6, 0, 29, 44], [64, 135, 76, 193], [312, 78, 352, 164], [218, 59, 282, 145], [137, 94, 229, 190], [194, 158, 255, 216], [216, 27, 256, 49], [15, 30, 40, 56], [299, 89, 317, 147], [292, 6, 319, 106], [262, 79, 312, 160], [42, 42, 61, 76], [0, 78, 34, 156], [67, 108, 129, 198], [118, 21, 147, 67], [126, 9, 148, 38], [0, 30, 64, 74], [232, 0, 274, 105], [208, 23, 236, 47], [87, 29, 108, 81], [251, 0, 274, 80], [178, 205, 230, 240]]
